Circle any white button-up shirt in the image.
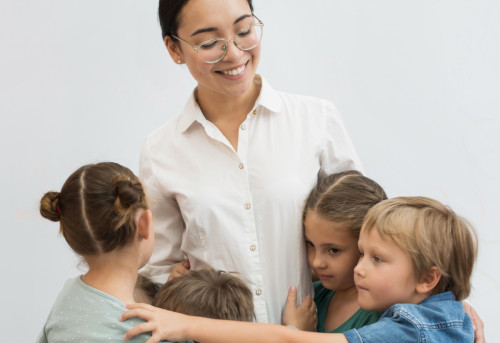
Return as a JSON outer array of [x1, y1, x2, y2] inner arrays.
[[139, 76, 362, 323]]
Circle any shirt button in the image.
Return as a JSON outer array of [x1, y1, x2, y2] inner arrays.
[[239, 163, 244, 169], [253, 109, 257, 115], [240, 123, 247, 130], [244, 203, 251, 210], [249, 244, 256, 251], [255, 289, 262, 296]]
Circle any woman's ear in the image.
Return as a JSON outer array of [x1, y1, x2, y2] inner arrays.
[[164, 36, 184, 64], [416, 266, 442, 294], [137, 209, 153, 240]]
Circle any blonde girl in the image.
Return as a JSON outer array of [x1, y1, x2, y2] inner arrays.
[[37, 162, 155, 342], [283, 170, 387, 332]]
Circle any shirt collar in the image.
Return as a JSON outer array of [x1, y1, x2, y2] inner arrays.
[[177, 74, 282, 133]]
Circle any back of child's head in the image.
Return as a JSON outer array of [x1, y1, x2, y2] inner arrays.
[[362, 196, 478, 300], [152, 269, 254, 321], [40, 162, 148, 256], [304, 170, 387, 237]]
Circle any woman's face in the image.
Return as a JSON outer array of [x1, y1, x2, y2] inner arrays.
[[169, 0, 261, 99]]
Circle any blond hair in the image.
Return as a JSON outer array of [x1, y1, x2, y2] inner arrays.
[[362, 197, 478, 300], [152, 269, 254, 321], [304, 170, 387, 238]]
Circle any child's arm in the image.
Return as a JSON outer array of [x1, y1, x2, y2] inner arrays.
[[121, 303, 348, 343], [281, 286, 317, 331]]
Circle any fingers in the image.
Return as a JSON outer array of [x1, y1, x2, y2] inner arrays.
[[183, 259, 191, 269], [298, 293, 312, 310], [285, 286, 298, 310], [120, 305, 155, 322], [124, 321, 155, 340]]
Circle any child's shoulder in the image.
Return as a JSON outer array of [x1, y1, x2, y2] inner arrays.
[[385, 292, 467, 325]]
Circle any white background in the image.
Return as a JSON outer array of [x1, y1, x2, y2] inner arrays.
[[1, 0, 498, 341]]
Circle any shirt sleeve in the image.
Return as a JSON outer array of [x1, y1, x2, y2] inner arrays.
[[343, 315, 419, 343], [139, 137, 186, 284], [318, 100, 363, 179]]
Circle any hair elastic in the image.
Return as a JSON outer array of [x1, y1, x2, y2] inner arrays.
[[57, 205, 61, 215]]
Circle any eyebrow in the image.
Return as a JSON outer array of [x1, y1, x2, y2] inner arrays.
[[191, 14, 252, 37]]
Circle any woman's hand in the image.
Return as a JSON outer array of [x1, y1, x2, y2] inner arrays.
[[121, 303, 190, 343], [281, 286, 317, 331], [167, 259, 191, 282], [463, 302, 486, 343]]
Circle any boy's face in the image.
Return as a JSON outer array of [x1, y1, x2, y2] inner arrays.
[[354, 227, 421, 312]]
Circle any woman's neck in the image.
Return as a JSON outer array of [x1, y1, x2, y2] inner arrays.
[[196, 77, 261, 124], [81, 248, 140, 304]]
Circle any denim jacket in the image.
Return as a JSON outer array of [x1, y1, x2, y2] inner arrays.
[[343, 292, 473, 343]]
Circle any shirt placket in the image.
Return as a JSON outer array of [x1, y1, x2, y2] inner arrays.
[[238, 109, 267, 323]]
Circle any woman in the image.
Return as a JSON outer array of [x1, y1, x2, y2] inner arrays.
[[140, 0, 362, 324]]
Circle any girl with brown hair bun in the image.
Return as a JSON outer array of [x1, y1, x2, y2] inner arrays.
[[37, 162, 156, 342]]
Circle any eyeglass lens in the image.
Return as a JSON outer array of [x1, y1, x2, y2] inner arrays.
[[198, 24, 263, 63]]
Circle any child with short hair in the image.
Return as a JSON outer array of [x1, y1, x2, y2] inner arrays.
[[282, 170, 386, 332], [37, 162, 159, 342], [122, 196, 478, 343], [152, 269, 254, 322]]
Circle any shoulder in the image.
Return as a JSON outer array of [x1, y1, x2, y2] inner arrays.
[[43, 278, 155, 342], [276, 90, 338, 117], [384, 293, 468, 326]]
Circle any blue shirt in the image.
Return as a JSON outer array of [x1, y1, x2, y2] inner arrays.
[[344, 292, 473, 343]]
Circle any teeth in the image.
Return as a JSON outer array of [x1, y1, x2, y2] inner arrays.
[[221, 65, 245, 76]]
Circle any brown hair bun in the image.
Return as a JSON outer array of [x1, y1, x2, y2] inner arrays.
[[40, 191, 61, 222]]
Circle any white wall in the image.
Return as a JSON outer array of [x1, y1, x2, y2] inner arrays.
[[1, 0, 498, 341]]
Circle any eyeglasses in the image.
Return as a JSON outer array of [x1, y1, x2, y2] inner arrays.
[[172, 15, 264, 64]]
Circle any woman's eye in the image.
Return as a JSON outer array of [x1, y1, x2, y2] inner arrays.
[[359, 252, 364, 258], [237, 27, 252, 37], [305, 240, 314, 247], [328, 248, 340, 254], [199, 40, 218, 49]]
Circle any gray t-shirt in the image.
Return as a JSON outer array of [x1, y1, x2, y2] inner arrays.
[[37, 276, 164, 342]]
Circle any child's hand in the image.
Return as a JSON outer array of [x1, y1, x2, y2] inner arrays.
[[462, 302, 486, 343], [121, 303, 190, 343], [167, 259, 191, 281], [281, 286, 317, 332]]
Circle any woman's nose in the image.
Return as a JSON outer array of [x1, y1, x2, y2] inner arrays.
[[221, 39, 244, 62]]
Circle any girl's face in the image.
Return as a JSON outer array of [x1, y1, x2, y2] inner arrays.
[[168, 0, 261, 99], [354, 227, 420, 312], [304, 211, 360, 293]]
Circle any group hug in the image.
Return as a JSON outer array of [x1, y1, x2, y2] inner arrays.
[[37, 0, 485, 342]]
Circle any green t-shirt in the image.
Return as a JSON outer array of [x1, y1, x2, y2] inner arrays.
[[313, 281, 382, 333]]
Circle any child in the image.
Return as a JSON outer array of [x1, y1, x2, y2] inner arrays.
[[283, 171, 386, 332], [121, 196, 478, 343], [152, 269, 254, 322], [37, 162, 158, 342]]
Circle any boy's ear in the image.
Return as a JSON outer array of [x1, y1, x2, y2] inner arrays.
[[137, 209, 153, 240], [416, 266, 442, 294], [164, 35, 184, 64]]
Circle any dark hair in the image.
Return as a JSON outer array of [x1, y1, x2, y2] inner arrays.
[[304, 170, 387, 238], [158, 0, 255, 40], [40, 162, 148, 256], [152, 269, 254, 321]]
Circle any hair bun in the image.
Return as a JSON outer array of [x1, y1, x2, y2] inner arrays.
[[40, 191, 61, 222], [112, 176, 145, 212]]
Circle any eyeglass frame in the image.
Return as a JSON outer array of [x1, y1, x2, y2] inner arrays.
[[171, 14, 264, 64]]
